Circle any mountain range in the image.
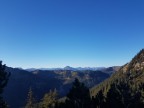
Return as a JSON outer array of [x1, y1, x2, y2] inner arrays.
[[3, 49, 144, 108], [25, 66, 120, 72], [3, 66, 115, 108]]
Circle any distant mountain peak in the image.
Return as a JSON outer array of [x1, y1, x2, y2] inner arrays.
[[64, 66, 72, 68], [64, 66, 76, 70]]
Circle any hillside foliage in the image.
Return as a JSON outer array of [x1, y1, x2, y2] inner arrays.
[[90, 49, 144, 108], [0, 61, 10, 108]]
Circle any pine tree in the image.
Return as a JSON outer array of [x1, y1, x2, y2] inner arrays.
[[25, 87, 36, 108], [40, 89, 58, 108], [64, 78, 91, 108], [0, 61, 10, 108], [93, 90, 106, 108], [105, 83, 124, 108]]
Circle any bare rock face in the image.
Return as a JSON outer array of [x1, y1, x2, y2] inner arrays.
[[121, 49, 144, 73]]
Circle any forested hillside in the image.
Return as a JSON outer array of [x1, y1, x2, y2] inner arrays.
[[90, 49, 144, 108], [3, 68, 109, 108]]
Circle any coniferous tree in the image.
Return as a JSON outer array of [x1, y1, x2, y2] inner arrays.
[[93, 90, 106, 108], [40, 89, 58, 108], [105, 83, 124, 108], [63, 78, 91, 108], [0, 61, 10, 108], [25, 87, 36, 108]]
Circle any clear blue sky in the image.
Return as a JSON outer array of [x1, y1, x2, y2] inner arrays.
[[0, 0, 144, 68]]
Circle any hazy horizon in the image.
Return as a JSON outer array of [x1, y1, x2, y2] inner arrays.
[[13, 66, 119, 70]]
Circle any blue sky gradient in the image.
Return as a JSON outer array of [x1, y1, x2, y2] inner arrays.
[[0, 0, 144, 68]]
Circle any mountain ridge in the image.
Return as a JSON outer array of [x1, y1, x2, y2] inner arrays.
[[25, 66, 120, 73], [90, 49, 144, 107], [4, 66, 110, 108]]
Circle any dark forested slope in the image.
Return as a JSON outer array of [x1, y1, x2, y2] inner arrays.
[[3, 67, 109, 108], [90, 49, 144, 108]]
